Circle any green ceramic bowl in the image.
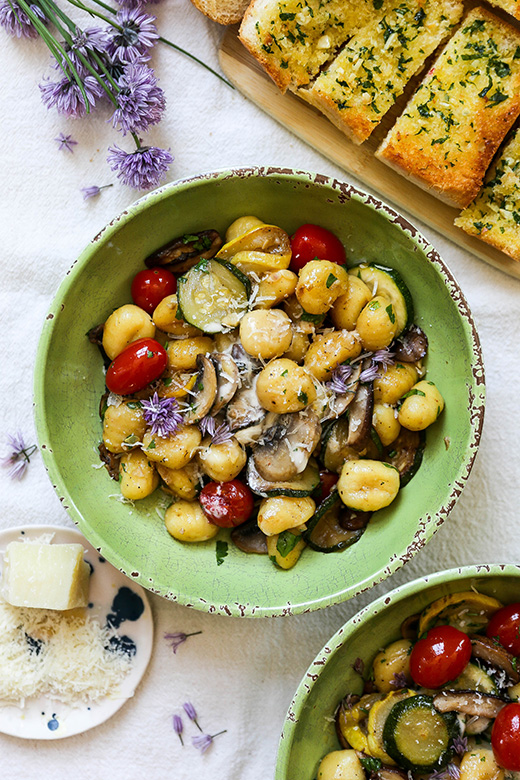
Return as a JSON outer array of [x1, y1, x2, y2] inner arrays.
[[34, 167, 485, 618], [276, 564, 520, 778]]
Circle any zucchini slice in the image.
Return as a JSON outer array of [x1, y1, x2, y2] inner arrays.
[[304, 490, 368, 552], [367, 690, 416, 764], [384, 429, 425, 487], [320, 417, 358, 473], [446, 663, 497, 694], [177, 258, 250, 333], [382, 694, 457, 772], [246, 457, 319, 497], [348, 264, 413, 335]]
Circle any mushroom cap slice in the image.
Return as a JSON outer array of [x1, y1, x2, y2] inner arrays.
[[346, 377, 374, 448], [145, 229, 222, 274], [470, 635, 520, 684], [393, 324, 428, 362], [226, 375, 267, 432], [183, 355, 217, 424], [321, 363, 362, 422], [230, 520, 268, 555], [210, 353, 239, 416], [433, 689, 506, 719], [253, 408, 321, 482]]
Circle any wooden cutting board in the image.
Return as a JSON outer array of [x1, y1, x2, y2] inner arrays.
[[219, 28, 520, 281]]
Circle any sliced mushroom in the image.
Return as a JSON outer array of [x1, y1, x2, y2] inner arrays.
[[231, 343, 262, 385], [226, 375, 266, 432], [465, 715, 492, 735], [210, 353, 239, 415], [393, 324, 428, 362], [98, 443, 120, 481], [183, 355, 217, 425], [253, 408, 321, 482], [346, 379, 374, 448], [233, 412, 277, 446], [145, 229, 222, 274], [322, 363, 362, 422], [373, 768, 409, 780], [433, 690, 506, 719], [400, 613, 420, 641], [470, 636, 520, 684], [230, 519, 267, 555]]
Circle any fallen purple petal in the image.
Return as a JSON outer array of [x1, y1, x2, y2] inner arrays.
[[173, 714, 184, 745], [164, 630, 202, 654], [1, 432, 37, 480], [54, 132, 77, 152]]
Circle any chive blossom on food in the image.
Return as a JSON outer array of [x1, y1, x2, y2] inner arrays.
[[325, 363, 353, 394], [164, 630, 202, 654], [141, 393, 183, 438], [1, 432, 37, 480], [390, 671, 408, 689]]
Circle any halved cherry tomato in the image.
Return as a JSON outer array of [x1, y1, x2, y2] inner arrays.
[[290, 224, 346, 273], [199, 480, 254, 528], [131, 267, 176, 314], [487, 603, 520, 656], [315, 470, 339, 504], [105, 338, 167, 395], [492, 703, 520, 770], [409, 625, 472, 688]]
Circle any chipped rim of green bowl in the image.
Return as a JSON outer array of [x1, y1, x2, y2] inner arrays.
[[276, 563, 520, 777], [33, 166, 485, 617]]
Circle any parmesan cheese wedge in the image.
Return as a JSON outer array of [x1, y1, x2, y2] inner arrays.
[[2, 541, 90, 610]]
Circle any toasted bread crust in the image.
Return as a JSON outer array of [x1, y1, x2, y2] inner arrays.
[[455, 128, 520, 261], [376, 7, 520, 209], [190, 0, 251, 24], [299, 0, 463, 144]]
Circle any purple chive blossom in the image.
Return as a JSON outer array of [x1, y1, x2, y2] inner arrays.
[[112, 63, 165, 135], [430, 765, 461, 780], [452, 735, 468, 756], [371, 348, 395, 372], [54, 26, 109, 71], [192, 730, 227, 753], [1, 433, 37, 480], [199, 415, 216, 438], [326, 363, 353, 394], [0, 0, 45, 38], [106, 8, 159, 65], [359, 363, 380, 383], [210, 422, 233, 447], [107, 144, 173, 190], [141, 393, 183, 438], [173, 714, 184, 745], [81, 184, 113, 200], [164, 630, 202, 654], [352, 657, 365, 676], [390, 671, 408, 689], [40, 74, 105, 118], [183, 701, 202, 732], [55, 132, 77, 152]]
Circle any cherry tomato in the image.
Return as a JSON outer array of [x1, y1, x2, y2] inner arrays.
[[290, 223, 346, 273], [105, 338, 167, 395], [315, 470, 339, 504], [131, 267, 176, 314], [487, 603, 520, 656], [409, 625, 472, 688], [199, 480, 254, 528], [492, 703, 520, 770]]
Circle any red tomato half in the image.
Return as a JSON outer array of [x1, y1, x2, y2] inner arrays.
[[199, 480, 254, 528], [290, 224, 346, 273], [131, 267, 176, 314], [105, 338, 167, 395], [315, 470, 339, 504], [487, 603, 520, 656], [409, 625, 472, 688], [492, 703, 520, 770]]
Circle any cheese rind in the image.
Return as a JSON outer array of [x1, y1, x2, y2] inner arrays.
[[2, 542, 90, 610]]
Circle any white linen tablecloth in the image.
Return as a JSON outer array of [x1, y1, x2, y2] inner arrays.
[[0, 2, 519, 777]]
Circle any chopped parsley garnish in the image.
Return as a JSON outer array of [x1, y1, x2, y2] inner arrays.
[[216, 540, 228, 566], [276, 531, 299, 558], [326, 273, 337, 289]]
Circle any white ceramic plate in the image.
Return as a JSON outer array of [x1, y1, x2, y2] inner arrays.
[[0, 524, 153, 739]]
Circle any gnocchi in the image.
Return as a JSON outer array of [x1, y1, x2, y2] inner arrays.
[[93, 219, 445, 570]]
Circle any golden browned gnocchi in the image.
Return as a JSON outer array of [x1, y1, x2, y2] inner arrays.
[[94, 219, 444, 569]]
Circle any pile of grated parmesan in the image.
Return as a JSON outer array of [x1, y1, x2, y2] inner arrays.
[[0, 599, 133, 706]]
